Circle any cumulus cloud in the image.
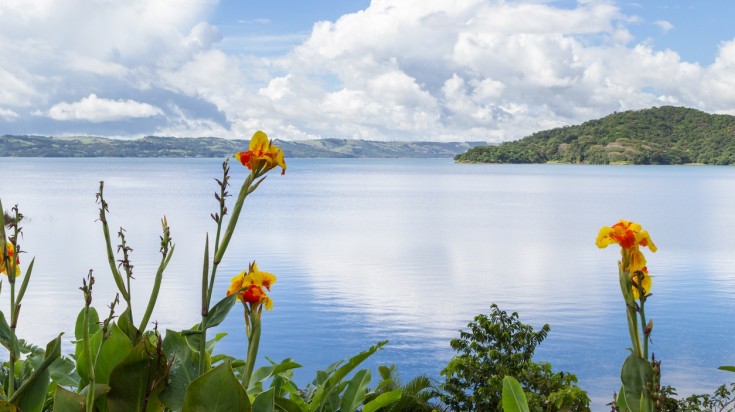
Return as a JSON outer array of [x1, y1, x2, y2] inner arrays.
[[0, 108, 19, 121], [654, 20, 674, 32], [1, 0, 735, 141], [48, 94, 163, 122]]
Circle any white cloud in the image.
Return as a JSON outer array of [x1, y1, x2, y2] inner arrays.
[[47, 94, 163, 122], [654, 20, 674, 32], [1, 0, 735, 142], [0, 108, 19, 121]]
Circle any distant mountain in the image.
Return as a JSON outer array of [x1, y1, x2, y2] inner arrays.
[[455, 106, 735, 165], [0, 135, 487, 158]]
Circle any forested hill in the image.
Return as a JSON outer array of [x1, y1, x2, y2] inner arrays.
[[455, 106, 735, 165], [0, 135, 485, 158]]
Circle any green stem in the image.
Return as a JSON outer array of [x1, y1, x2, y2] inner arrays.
[[242, 311, 261, 390], [138, 245, 174, 332], [619, 255, 643, 358], [639, 302, 648, 360], [83, 305, 95, 412], [97, 182, 131, 304], [198, 236, 210, 377], [6, 207, 20, 399], [8, 282, 16, 398], [212, 171, 262, 267]]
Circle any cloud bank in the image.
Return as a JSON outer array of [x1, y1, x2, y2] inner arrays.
[[1, 0, 734, 142]]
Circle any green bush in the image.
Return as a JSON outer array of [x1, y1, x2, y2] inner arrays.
[[439, 304, 589, 411]]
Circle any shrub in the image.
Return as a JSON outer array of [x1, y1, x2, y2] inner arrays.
[[440, 304, 589, 411]]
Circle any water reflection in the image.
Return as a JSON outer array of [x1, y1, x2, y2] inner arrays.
[[2, 158, 735, 409]]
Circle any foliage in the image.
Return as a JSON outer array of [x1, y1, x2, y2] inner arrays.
[[455, 106, 735, 165], [364, 364, 440, 412], [440, 304, 589, 411], [660, 383, 735, 412]]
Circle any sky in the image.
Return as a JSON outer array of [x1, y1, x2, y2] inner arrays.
[[1, 0, 735, 143]]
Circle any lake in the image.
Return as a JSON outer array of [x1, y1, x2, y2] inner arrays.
[[1, 157, 735, 409]]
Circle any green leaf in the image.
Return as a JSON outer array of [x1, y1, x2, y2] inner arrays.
[[0, 311, 20, 355], [616, 386, 629, 412], [502, 376, 530, 412], [248, 359, 302, 390], [13, 334, 63, 412], [117, 308, 139, 343], [362, 389, 403, 412], [274, 396, 305, 412], [76, 323, 133, 385], [206, 293, 238, 330], [160, 330, 201, 411], [105, 338, 168, 412], [252, 387, 275, 411], [74, 307, 100, 341], [53, 386, 86, 412], [620, 353, 653, 412], [719, 366, 735, 373], [182, 362, 250, 412], [340, 369, 371, 412], [275, 379, 309, 410], [49, 357, 79, 387], [206, 332, 228, 354], [309, 341, 387, 411]]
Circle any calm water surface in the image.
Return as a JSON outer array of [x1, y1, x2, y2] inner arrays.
[[2, 157, 735, 409]]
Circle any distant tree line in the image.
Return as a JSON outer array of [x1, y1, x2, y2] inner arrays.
[[0, 135, 486, 158]]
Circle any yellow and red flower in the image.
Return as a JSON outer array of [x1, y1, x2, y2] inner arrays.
[[0, 242, 20, 276], [227, 261, 276, 311], [596, 219, 656, 299], [596, 220, 656, 253], [234, 131, 286, 175]]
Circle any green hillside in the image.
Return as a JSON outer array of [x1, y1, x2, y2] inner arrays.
[[455, 106, 735, 165], [0, 135, 485, 158]]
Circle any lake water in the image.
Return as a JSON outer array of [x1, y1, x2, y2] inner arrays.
[[1, 157, 735, 409]]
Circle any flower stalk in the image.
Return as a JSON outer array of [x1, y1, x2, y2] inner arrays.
[[598, 220, 658, 412], [196, 132, 285, 378], [138, 216, 175, 332], [1, 200, 24, 399], [96, 182, 131, 306]]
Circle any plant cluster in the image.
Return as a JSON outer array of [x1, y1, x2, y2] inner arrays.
[[0, 131, 402, 411]]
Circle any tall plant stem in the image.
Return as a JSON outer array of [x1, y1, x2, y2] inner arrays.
[[242, 313, 261, 390], [4, 202, 21, 399], [96, 182, 131, 309], [83, 304, 95, 412], [639, 302, 649, 359], [8, 282, 16, 398], [198, 169, 263, 376]]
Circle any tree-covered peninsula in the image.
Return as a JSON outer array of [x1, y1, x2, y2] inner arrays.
[[455, 106, 735, 165]]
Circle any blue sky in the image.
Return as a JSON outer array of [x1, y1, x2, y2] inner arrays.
[[1, 0, 734, 142]]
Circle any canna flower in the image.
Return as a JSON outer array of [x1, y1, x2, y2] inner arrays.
[[226, 261, 276, 311], [0, 242, 20, 276], [596, 220, 657, 253], [234, 131, 287, 175], [597, 219, 656, 298]]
